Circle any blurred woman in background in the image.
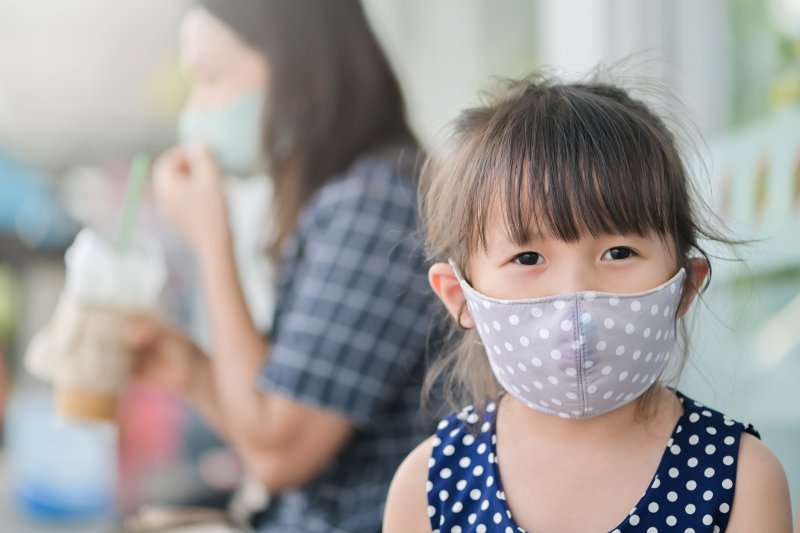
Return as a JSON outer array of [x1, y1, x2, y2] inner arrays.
[[126, 1, 434, 531]]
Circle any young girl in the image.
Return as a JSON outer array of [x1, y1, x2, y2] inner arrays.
[[384, 77, 792, 532]]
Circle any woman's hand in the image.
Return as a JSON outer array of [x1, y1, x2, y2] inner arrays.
[[153, 143, 231, 257], [124, 316, 205, 398]]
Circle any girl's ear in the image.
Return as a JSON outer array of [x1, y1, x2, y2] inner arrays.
[[428, 262, 475, 329], [677, 257, 710, 317]]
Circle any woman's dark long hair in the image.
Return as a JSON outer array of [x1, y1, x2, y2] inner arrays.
[[196, 0, 416, 258]]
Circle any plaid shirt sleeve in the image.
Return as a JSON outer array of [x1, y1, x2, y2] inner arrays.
[[258, 157, 432, 428]]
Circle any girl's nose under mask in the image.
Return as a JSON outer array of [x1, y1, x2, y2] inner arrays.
[[453, 264, 686, 419]]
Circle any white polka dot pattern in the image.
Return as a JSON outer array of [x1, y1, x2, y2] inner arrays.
[[457, 268, 686, 418], [427, 391, 756, 532]]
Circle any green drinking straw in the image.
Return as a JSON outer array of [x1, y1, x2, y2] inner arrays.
[[115, 152, 151, 254]]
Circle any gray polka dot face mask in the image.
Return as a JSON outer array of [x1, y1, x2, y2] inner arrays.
[[454, 265, 686, 419]]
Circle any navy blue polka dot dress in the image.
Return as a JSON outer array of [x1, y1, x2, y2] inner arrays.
[[427, 390, 759, 532]]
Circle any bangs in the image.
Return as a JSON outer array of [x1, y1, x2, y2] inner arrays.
[[468, 84, 682, 251]]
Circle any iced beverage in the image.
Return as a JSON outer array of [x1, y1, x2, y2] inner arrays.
[[26, 228, 166, 422]]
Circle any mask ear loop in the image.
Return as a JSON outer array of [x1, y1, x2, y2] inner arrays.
[[456, 301, 470, 330], [449, 259, 472, 330]]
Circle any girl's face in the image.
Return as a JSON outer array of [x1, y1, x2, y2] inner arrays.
[[179, 7, 268, 112], [468, 220, 680, 300]]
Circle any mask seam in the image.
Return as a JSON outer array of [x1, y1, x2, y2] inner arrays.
[[574, 294, 586, 418], [456, 269, 685, 306]]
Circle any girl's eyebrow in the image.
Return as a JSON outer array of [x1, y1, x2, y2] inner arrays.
[[490, 230, 549, 251], [595, 232, 655, 243]]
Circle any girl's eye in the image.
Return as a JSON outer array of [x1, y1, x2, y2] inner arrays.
[[513, 252, 544, 266], [602, 247, 636, 261]]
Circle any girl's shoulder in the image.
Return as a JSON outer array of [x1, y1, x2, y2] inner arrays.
[[691, 393, 796, 531], [426, 404, 505, 530], [384, 435, 438, 533], [727, 428, 793, 531], [385, 404, 498, 533], [631, 391, 790, 531]]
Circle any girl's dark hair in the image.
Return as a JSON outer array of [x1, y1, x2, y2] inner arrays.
[[419, 73, 735, 416], [196, 0, 415, 258]]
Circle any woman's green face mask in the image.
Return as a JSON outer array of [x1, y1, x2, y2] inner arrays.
[[178, 90, 266, 177]]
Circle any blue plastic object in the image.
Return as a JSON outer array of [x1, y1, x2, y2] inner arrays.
[[4, 386, 117, 521], [0, 151, 76, 250]]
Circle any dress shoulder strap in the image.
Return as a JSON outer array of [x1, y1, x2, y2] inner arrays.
[[427, 403, 498, 532], [653, 392, 760, 531]]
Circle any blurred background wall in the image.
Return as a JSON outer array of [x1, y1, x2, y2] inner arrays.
[[0, 0, 798, 530]]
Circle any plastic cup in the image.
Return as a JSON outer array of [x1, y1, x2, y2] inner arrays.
[[26, 227, 166, 422]]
